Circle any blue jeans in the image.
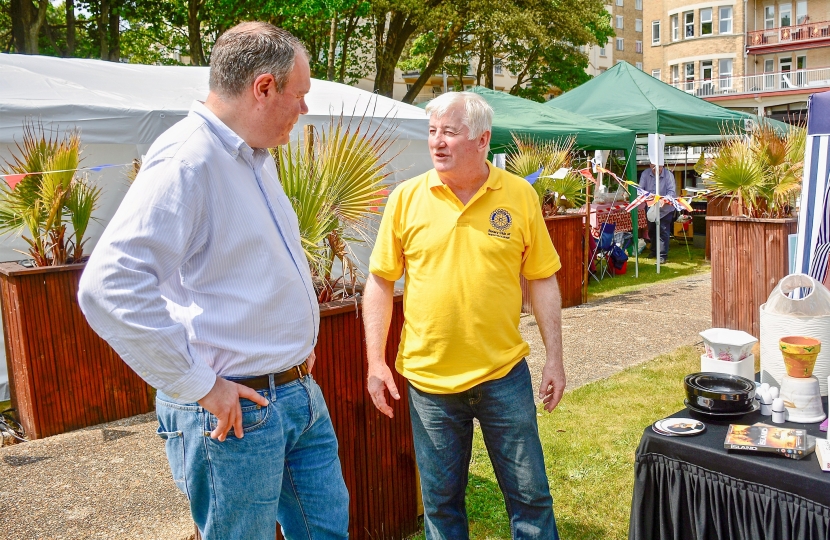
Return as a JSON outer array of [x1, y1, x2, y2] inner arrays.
[[647, 213, 673, 259], [408, 359, 559, 540], [155, 374, 349, 540]]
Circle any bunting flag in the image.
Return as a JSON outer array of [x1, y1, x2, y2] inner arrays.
[[0, 163, 130, 190], [624, 194, 648, 212], [524, 167, 544, 185], [577, 168, 597, 184]]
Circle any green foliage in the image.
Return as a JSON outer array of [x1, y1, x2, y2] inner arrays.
[[506, 134, 585, 214], [275, 113, 397, 300], [703, 123, 805, 218], [0, 122, 101, 266]]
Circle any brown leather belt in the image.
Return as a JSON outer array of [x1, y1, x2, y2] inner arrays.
[[234, 361, 309, 391]]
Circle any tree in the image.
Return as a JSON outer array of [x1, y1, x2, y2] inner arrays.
[[10, 0, 47, 53]]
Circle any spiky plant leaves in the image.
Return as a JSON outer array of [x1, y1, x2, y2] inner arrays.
[[506, 134, 583, 213], [706, 138, 765, 216], [65, 176, 102, 261]]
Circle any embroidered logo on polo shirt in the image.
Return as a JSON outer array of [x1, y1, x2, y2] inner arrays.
[[488, 208, 512, 239]]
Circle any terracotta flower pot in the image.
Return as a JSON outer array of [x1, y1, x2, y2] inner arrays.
[[780, 336, 822, 378]]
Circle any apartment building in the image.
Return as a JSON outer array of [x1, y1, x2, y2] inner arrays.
[[644, 0, 830, 122], [586, 1, 645, 75]]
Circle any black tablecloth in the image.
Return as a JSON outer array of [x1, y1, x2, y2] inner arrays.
[[629, 398, 830, 540]]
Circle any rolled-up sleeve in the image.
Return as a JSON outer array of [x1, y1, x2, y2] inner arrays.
[[78, 157, 216, 403]]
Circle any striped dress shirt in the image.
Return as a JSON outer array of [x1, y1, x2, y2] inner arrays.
[[78, 101, 319, 403]]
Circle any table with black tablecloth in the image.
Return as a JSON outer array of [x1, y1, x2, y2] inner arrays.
[[629, 398, 830, 540]]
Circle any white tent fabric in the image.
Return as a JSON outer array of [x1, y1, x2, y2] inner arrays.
[[0, 54, 431, 402], [794, 90, 830, 287]]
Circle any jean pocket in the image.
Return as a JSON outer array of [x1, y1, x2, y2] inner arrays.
[[156, 428, 188, 497], [207, 400, 270, 437]]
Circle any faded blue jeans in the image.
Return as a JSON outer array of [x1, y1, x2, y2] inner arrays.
[[155, 374, 349, 540], [408, 359, 559, 540]]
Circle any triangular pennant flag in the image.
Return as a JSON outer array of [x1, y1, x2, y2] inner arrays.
[[578, 168, 597, 184], [524, 167, 544, 185], [4, 173, 27, 189]]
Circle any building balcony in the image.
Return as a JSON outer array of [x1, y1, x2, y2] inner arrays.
[[746, 19, 830, 54], [669, 66, 830, 98]]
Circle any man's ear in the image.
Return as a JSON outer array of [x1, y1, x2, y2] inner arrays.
[[253, 73, 276, 102], [478, 130, 492, 152]]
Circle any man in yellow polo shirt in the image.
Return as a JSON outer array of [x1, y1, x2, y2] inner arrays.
[[363, 91, 566, 539]]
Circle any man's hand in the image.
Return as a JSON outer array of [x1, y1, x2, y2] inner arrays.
[[307, 350, 316, 372], [367, 362, 400, 418], [198, 377, 270, 441], [538, 357, 566, 412]]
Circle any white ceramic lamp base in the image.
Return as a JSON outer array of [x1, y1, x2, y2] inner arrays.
[[700, 354, 755, 381], [779, 375, 827, 423]]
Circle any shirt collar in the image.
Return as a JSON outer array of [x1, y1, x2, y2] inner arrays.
[[189, 101, 261, 162], [428, 161, 503, 190]]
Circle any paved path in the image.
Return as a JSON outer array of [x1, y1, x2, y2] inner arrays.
[[0, 274, 711, 539]]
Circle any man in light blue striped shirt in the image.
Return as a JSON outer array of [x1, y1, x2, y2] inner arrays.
[[78, 22, 348, 540]]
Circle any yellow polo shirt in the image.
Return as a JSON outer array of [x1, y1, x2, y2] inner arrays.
[[369, 164, 561, 394]]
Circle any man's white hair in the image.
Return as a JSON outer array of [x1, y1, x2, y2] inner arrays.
[[425, 92, 494, 140]]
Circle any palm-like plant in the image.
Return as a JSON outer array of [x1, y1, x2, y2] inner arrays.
[[704, 123, 805, 218], [0, 122, 101, 266], [275, 114, 398, 302], [506, 134, 585, 214]]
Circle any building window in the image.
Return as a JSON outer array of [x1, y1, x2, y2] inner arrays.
[[616, 0, 623, 5], [780, 3, 792, 27], [635, 0, 642, 9], [636, 62, 643, 70], [616, 37, 624, 50], [599, 44, 607, 57], [719, 7, 733, 33], [652, 20, 661, 44], [684, 62, 695, 90], [494, 58, 503, 75], [652, 69, 661, 80], [635, 40, 643, 53], [617, 15, 624, 29], [636, 18, 643, 32], [685, 11, 695, 37], [719, 58, 733, 89], [765, 6, 775, 29], [700, 8, 713, 35], [671, 15, 679, 40], [671, 64, 679, 84], [701, 60, 713, 80], [797, 1, 808, 24]]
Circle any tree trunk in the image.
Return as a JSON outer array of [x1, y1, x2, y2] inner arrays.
[[510, 47, 538, 94], [10, 0, 47, 54], [108, 6, 120, 61], [65, 0, 75, 56], [483, 37, 494, 89], [187, 0, 206, 66], [338, 15, 358, 83], [373, 11, 420, 98], [401, 22, 464, 104], [326, 15, 337, 81], [99, 0, 109, 60]]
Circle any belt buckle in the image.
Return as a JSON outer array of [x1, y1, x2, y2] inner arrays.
[[296, 364, 303, 379]]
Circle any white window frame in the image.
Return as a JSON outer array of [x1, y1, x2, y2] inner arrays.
[[764, 5, 775, 29], [684, 62, 695, 91], [796, 1, 808, 24], [671, 64, 680, 84], [636, 18, 643, 32], [652, 20, 661, 44], [652, 69, 662, 80], [719, 58, 733, 88], [636, 62, 644, 70], [494, 57, 503, 75], [780, 3, 792, 27], [671, 15, 679, 40], [719, 6, 733, 34], [635, 0, 642, 9], [635, 40, 643, 53], [617, 15, 624, 29], [700, 8, 713, 36], [616, 37, 625, 50], [616, 0, 623, 5], [685, 11, 695, 38], [599, 45, 607, 57]]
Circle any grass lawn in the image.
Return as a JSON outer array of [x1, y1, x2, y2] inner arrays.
[[588, 240, 710, 301], [410, 345, 700, 539]]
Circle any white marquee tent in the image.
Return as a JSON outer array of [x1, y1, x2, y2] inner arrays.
[[0, 54, 431, 401]]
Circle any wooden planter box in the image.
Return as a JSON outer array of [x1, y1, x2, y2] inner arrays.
[[0, 262, 154, 439], [521, 214, 584, 313], [708, 216, 798, 338]]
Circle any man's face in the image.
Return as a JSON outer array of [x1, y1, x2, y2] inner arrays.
[[428, 105, 487, 174], [650, 164, 661, 176], [261, 54, 311, 147]]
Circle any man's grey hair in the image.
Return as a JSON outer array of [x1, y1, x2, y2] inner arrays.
[[425, 92, 493, 140], [209, 22, 308, 98]]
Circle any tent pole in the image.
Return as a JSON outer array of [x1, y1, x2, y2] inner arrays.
[[582, 165, 593, 304], [626, 148, 638, 278]]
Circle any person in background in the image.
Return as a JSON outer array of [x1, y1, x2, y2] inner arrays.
[[363, 91, 565, 540], [78, 22, 348, 540], [639, 161, 676, 263]]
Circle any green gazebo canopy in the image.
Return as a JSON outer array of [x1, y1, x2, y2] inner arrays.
[[549, 61, 787, 137], [419, 86, 636, 151]]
